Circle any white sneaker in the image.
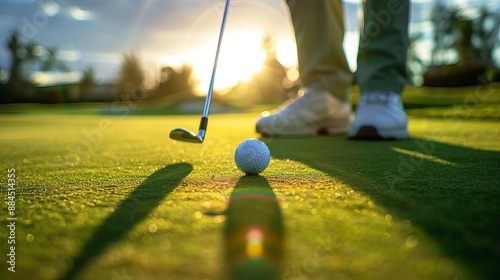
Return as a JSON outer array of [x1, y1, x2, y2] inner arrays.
[[256, 88, 351, 137], [348, 91, 409, 139]]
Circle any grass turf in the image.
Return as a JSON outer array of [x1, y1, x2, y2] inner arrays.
[[1, 89, 500, 279]]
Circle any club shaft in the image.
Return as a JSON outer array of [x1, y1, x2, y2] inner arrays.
[[201, 0, 230, 121]]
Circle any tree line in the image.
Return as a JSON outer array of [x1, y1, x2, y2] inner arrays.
[[1, 2, 498, 104]]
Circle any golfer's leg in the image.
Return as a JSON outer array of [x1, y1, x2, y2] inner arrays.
[[255, 0, 352, 136], [349, 0, 410, 139], [356, 0, 410, 94], [286, 0, 352, 101]]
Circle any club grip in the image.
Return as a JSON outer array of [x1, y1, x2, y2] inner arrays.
[[199, 117, 208, 131]]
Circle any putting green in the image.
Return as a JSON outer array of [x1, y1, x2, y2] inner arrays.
[[0, 105, 499, 280]]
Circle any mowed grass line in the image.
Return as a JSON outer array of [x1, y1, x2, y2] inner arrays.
[[0, 111, 499, 280]]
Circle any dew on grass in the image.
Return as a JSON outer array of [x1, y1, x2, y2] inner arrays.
[[194, 211, 202, 219], [202, 201, 212, 208], [385, 214, 393, 222], [402, 219, 412, 228], [213, 215, 225, 223], [406, 235, 419, 248], [149, 224, 157, 233], [26, 233, 34, 242], [161, 239, 171, 250]]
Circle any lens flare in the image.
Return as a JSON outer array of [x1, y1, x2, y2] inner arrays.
[[246, 228, 264, 257]]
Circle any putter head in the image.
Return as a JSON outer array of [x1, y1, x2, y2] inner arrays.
[[169, 128, 205, 143]]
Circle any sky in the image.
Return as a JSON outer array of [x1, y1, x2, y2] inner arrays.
[[0, 0, 498, 91]]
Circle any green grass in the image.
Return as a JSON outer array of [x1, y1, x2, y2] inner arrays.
[[0, 87, 499, 280]]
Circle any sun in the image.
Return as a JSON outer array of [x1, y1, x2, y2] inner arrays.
[[159, 30, 298, 95], [187, 30, 268, 93]]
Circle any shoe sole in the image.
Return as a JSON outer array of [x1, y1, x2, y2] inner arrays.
[[257, 118, 349, 137], [348, 126, 409, 140]]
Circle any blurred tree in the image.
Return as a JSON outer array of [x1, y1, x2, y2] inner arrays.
[[4, 30, 24, 102], [422, 3, 500, 86], [24, 40, 42, 62], [250, 35, 287, 103], [408, 33, 426, 86], [473, 7, 500, 81], [0, 65, 6, 102], [79, 67, 95, 100], [154, 64, 195, 98], [117, 52, 144, 97], [41, 47, 69, 72], [224, 35, 290, 107]]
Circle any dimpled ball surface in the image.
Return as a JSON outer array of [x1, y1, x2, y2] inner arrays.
[[234, 138, 270, 175]]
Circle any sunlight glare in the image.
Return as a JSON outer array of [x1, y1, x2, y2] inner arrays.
[[189, 30, 266, 93], [276, 39, 297, 68], [159, 32, 302, 95]]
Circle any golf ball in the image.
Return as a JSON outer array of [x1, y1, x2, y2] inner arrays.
[[234, 138, 270, 175]]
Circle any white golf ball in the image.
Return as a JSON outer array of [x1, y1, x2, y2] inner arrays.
[[234, 138, 271, 175]]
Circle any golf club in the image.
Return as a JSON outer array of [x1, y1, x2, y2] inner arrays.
[[169, 0, 231, 143]]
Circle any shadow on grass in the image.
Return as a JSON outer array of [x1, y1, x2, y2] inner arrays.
[[224, 175, 284, 280], [264, 137, 500, 279], [59, 163, 193, 280]]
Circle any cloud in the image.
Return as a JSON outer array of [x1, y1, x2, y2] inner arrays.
[[68, 7, 94, 21], [41, 1, 60, 17]]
